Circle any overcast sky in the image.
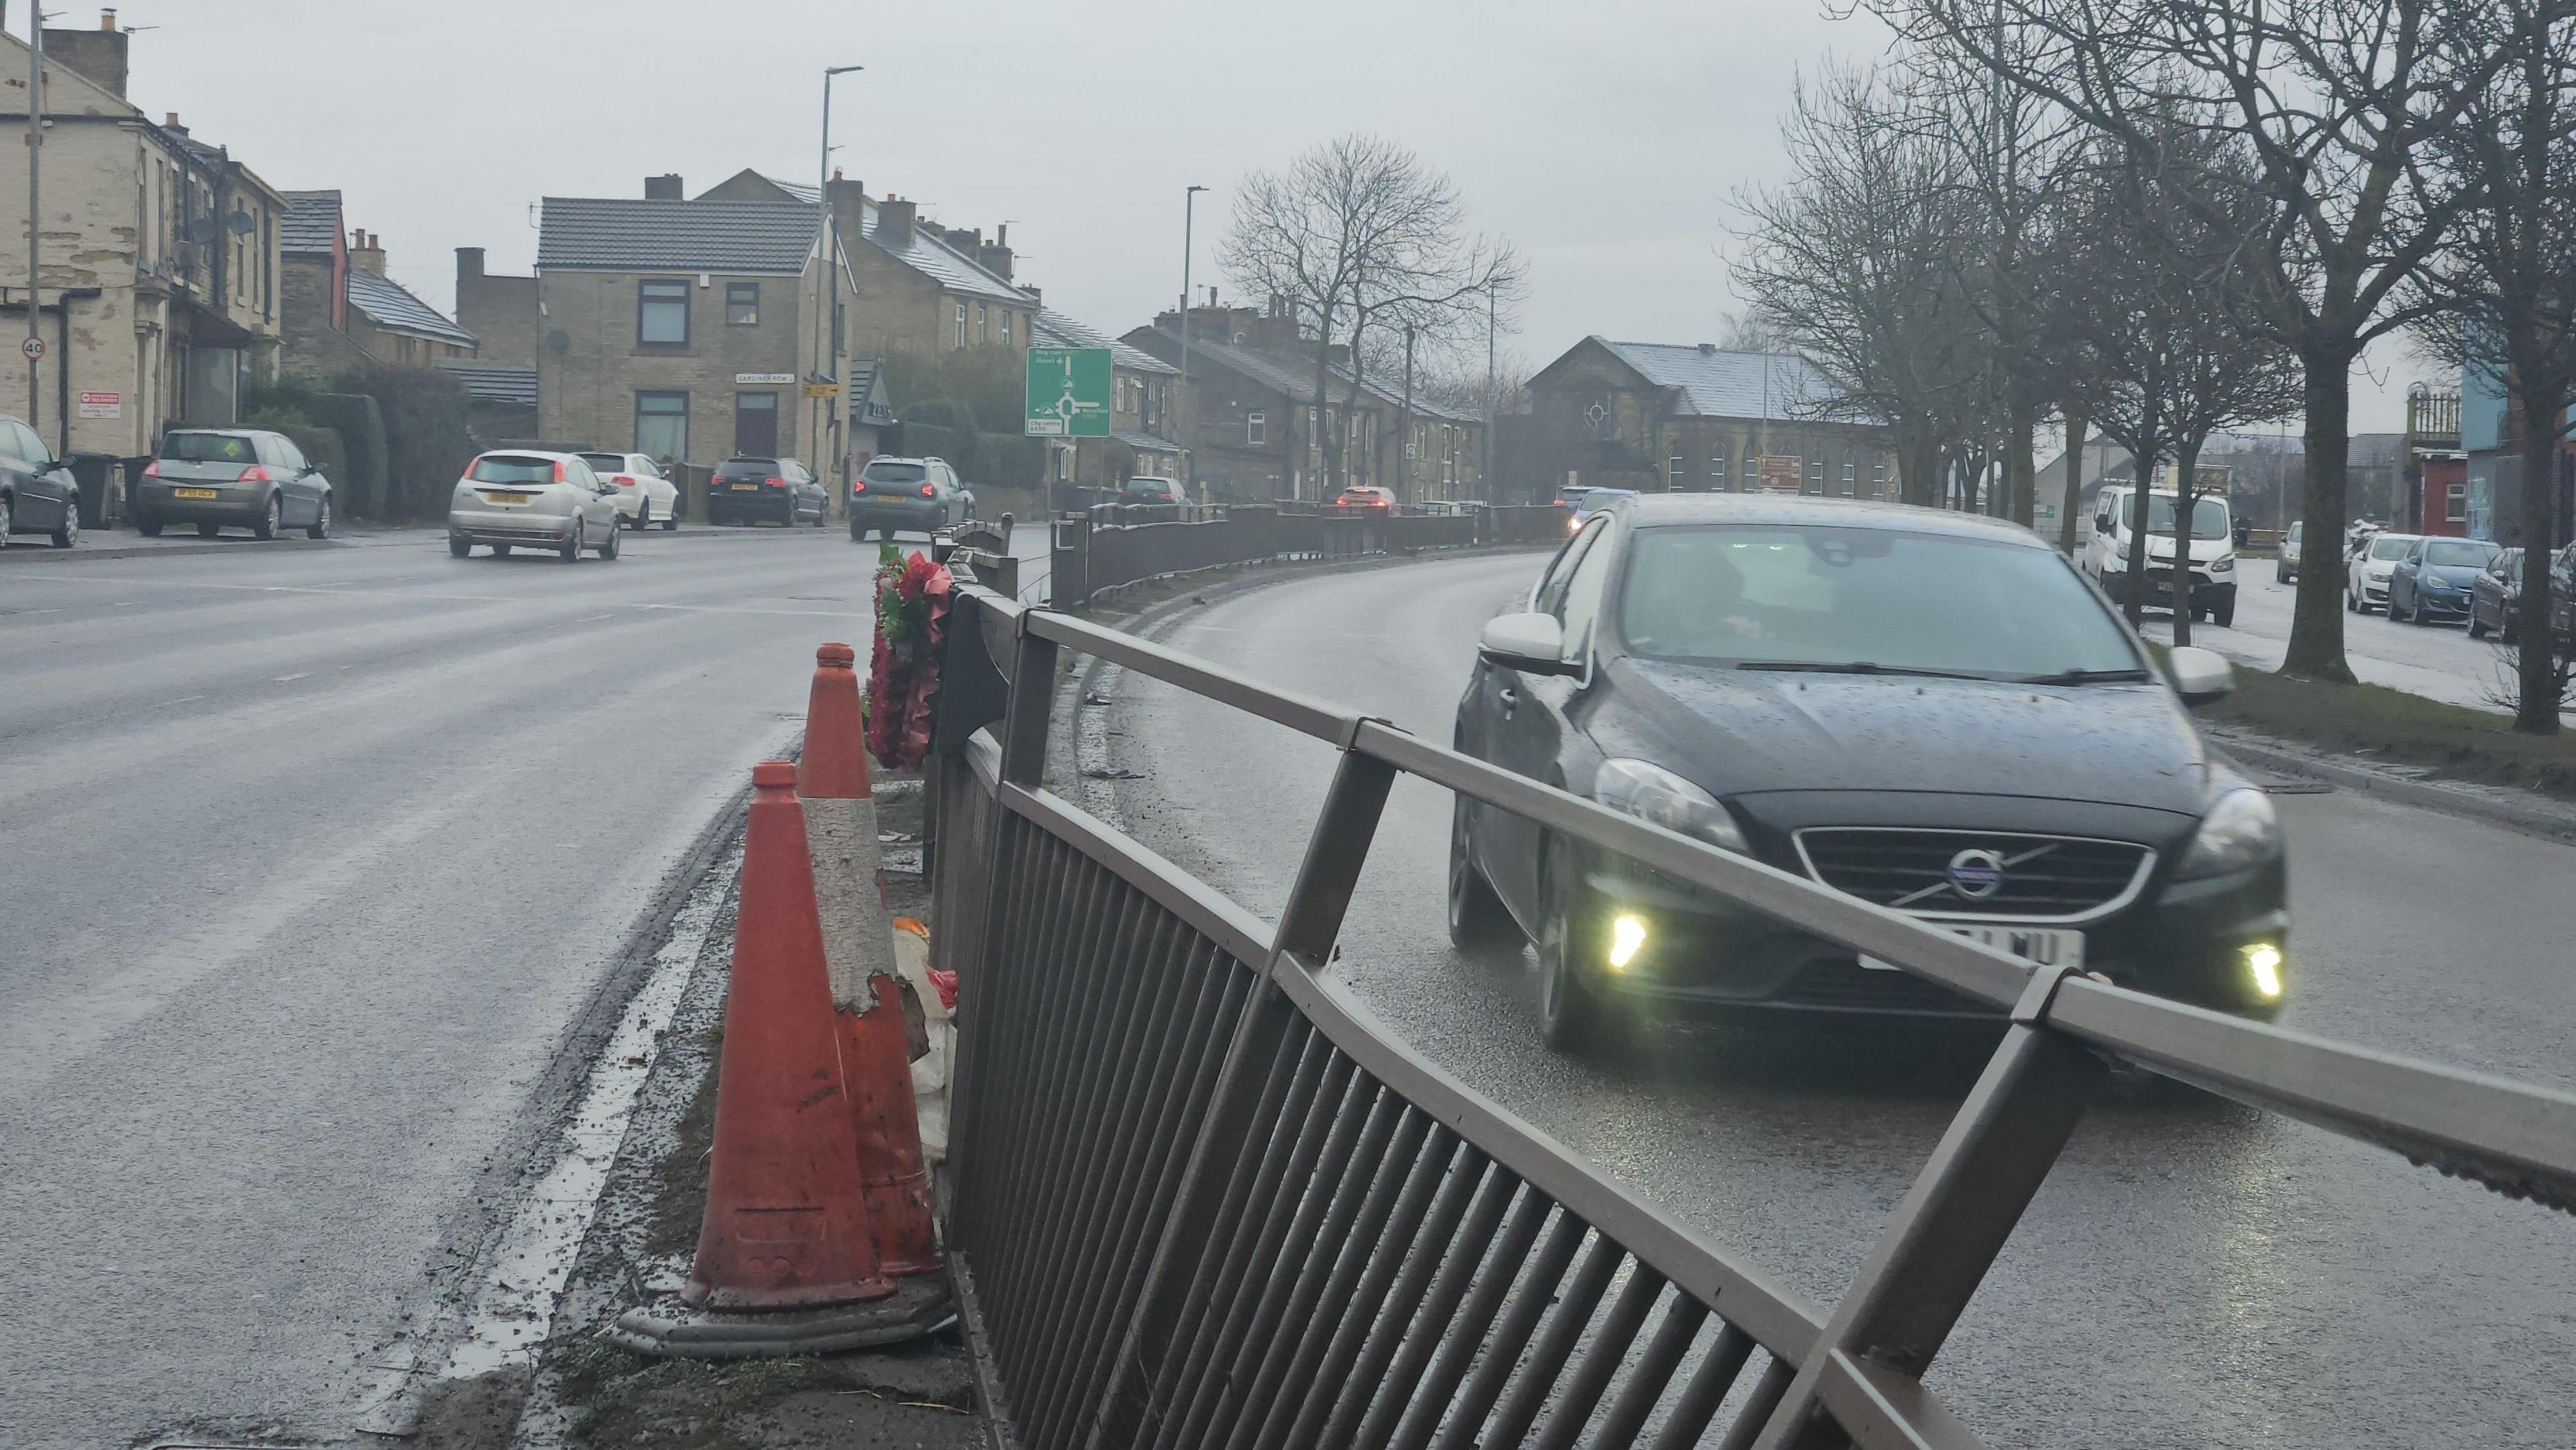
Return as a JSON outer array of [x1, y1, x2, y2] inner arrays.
[[95, 0, 2423, 434]]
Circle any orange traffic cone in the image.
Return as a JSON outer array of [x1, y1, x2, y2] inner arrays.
[[800, 643, 941, 1278], [682, 760, 894, 1311]]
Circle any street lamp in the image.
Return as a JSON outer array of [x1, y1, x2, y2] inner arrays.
[[813, 64, 862, 470], [1179, 185, 1207, 494]]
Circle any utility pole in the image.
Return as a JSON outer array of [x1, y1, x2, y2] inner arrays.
[[812, 64, 861, 477], [1485, 287, 1496, 501], [25, 2, 40, 431], [1399, 321, 1415, 505], [1179, 184, 1205, 494]]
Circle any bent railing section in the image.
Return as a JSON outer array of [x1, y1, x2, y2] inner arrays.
[[925, 584, 2576, 1450]]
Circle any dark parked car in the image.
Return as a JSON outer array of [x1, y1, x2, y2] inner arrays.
[[707, 455, 827, 527], [1448, 495, 2287, 1051], [136, 428, 333, 539], [849, 455, 971, 540], [0, 413, 79, 548], [2468, 548, 2523, 642], [1116, 478, 1180, 507], [2387, 535, 2501, 625]]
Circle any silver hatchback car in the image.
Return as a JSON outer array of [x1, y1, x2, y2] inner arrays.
[[447, 451, 623, 561]]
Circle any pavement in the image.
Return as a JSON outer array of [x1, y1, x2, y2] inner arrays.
[[0, 522, 1026, 1449], [2139, 566, 2528, 713], [1084, 550, 2576, 1450]]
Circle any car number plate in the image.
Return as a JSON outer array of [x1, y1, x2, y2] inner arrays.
[[482, 490, 531, 504], [730, 482, 761, 491], [1862, 923, 2082, 972], [172, 487, 220, 499]]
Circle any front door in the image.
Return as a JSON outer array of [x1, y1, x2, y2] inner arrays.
[[1481, 517, 1610, 926], [734, 391, 779, 456]]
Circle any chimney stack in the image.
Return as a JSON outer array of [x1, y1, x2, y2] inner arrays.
[[877, 195, 916, 248], [44, 8, 128, 98], [824, 177, 865, 266], [977, 243, 1014, 281], [349, 229, 386, 276], [457, 246, 485, 282], [644, 173, 684, 201]]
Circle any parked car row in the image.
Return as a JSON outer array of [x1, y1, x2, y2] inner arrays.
[[3, 420, 343, 552], [2336, 530, 2576, 655]]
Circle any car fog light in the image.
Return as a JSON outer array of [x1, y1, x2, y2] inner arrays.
[[1609, 915, 1648, 971], [2243, 943, 2284, 1001]]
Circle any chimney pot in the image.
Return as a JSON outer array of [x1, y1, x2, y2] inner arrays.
[[164, 111, 178, 127], [877, 196, 916, 247], [101, 7, 116, 29], [644, 173, 683, 201]]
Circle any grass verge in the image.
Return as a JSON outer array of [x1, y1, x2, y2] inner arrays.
[[2201, 662, 2576, 801]]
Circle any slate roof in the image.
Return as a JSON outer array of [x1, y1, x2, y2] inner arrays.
[[437, 360, 537, 407], [1034, 307, 1176, 375], [1593, 340, 1841, 420], [347, 268, 477, 347], [538, 197, 818, 274], [1113, 428, 1183, 454], [1132, 324, 1484, 423], [281, 191, 341, 258], [859, 199, 1028, 304]]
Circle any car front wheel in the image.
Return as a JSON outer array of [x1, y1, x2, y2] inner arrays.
[[307, 496, 331, 540], [1447, 798, 1519, 950], [50, 495, 76, 548], [1535, 841, 1620, 1055]]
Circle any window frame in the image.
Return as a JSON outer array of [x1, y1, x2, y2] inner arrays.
[[635, 390, 690, 463], [725, 282, 760, 327], [954, 300, 968, 350], [1247, 410, 1267, 446], [638, 278, 690, 345]]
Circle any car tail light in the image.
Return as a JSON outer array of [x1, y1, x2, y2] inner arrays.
[[239, 465, 272, 483], [142, 460, 160, 478], [920, 483, 935, 497], [765, 476, 786, 488], [614, 474, 635, 487], [853, 480, 869, 493], [553, 460, 567, 483]]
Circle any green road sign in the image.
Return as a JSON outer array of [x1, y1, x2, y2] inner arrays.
[[1026, 348, 1112, 437]]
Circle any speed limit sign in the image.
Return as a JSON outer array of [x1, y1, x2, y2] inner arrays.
[[19, 335, 42, 361]]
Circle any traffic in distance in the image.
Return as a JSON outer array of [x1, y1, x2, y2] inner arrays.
[[1450, 493, 2282, 1050]]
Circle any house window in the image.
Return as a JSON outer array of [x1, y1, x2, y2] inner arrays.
[[1841, 461, 1856, 493], [1873, 462, 1888, 495], [1808, 460, 1824, 494], [1000, 310, 1012, 346], [1247, 410, 1267, 446], [639, 279, 689, 344], [976, 303, 989, 344], [726, 282, 759, 326], [1743, 456, 1760, 488], [2447, 481, 2468, 523], [1667, 454, 1684, 489], [1711, 455, 1727, 488], [636, 391, 688, 463], [954, 300, 968, 349]]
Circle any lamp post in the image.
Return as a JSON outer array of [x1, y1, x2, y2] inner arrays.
[[25, 3, 42, 433], [1179, 185, 1206, 493], [812, 63, 861, 474]]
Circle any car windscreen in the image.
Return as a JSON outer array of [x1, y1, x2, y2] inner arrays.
[[864, 462, 928, 484], [578, 454, 628, 474], [469, 456, 557, 484], [160, 432, 256, 464], [2287, 522, 2302, 541], [2121, 493, 2229, 539], [2368, 535, 2414, 560], [2423, 539, 2497, 568], [1617, 525, 2141, 680]]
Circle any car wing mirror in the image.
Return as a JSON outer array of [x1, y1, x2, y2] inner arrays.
[[2168, 645, 2234, 707], [1479, 611, 1578, 677]]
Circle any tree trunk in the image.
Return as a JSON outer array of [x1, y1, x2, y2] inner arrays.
[[2123, 435, 2159, 629], [2514, 382, 2566, 734], [2283, 354, 2356, 682], [2058, 412, 2088, 555], [1904, 432, 1943, 508], [2169, 438, 2201, 648], [2008, 403, 2037, 529]]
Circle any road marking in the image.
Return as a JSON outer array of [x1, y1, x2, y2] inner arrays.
[[158, 694, 206, 708], [576, 612, 616, 624], [272, 672, 310, 683], [634, 601, 863, 619]]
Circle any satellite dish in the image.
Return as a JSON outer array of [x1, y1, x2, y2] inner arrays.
[[184, 215, 219, 243], [545, 329, 571, 354], [225, 207, 256, 237]]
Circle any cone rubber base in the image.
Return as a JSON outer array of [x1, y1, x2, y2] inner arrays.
[[608, 1276, 955, 1359]]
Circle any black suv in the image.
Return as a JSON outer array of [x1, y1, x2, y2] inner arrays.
[[1449, 494, 2288, 1051], [0, 412, 78, 548], [707, 456, 827, 527]]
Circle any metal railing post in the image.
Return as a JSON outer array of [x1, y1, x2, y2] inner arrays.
[[946, 612, 1061, 1218], [1748, 968, 2108, 1450], [1084, 741, 1399, 1449]]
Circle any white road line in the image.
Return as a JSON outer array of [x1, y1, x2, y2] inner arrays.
[[158, 694, 206, 708], [634, 602, 865, 618], [272, 673, 311, 683]]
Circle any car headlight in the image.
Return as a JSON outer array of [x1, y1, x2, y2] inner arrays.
[[2176, 788, 2281, 879], [1591, 758, 1748, 853], [2209, 554, 2234, 574]]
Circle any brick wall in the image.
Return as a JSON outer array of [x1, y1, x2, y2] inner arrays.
[[456, 248, 538, 366]]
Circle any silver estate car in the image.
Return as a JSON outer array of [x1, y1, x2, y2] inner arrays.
[[447, 451, 623, 561]]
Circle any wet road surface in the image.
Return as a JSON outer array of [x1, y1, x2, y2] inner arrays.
[[1085, 550, 2576, 1449], [0, 526, 912, 1448], [2142, 568, 2530, 715]]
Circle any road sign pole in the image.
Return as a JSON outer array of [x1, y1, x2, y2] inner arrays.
[[27, 4, 42, 433]]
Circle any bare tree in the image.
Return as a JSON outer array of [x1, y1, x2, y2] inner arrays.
[[1875, 0, 2523, 682], [1220, 135, 1519, 499], [2410, 0, 2576, 733]]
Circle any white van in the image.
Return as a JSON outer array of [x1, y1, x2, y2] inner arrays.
[[2081, 484, 2238, 625]]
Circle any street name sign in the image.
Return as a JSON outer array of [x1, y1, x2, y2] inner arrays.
[[1026, 348, 1112, 437]]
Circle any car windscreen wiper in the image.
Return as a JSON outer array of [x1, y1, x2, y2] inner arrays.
[[1735, 660, 1997, 680], [2016, 667, 2152, 684]]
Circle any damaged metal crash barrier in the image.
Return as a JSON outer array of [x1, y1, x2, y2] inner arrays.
[[926, 584, 2576, 1449]]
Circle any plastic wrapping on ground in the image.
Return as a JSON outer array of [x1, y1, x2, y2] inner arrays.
[[890, 917, 953, 1163]]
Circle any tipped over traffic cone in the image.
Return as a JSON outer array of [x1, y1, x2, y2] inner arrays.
[[682, 760, 893, 1311], [800, 643, 941, 1278]]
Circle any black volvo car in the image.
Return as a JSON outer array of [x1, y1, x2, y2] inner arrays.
[[1448, 495, 2288, 1051]]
